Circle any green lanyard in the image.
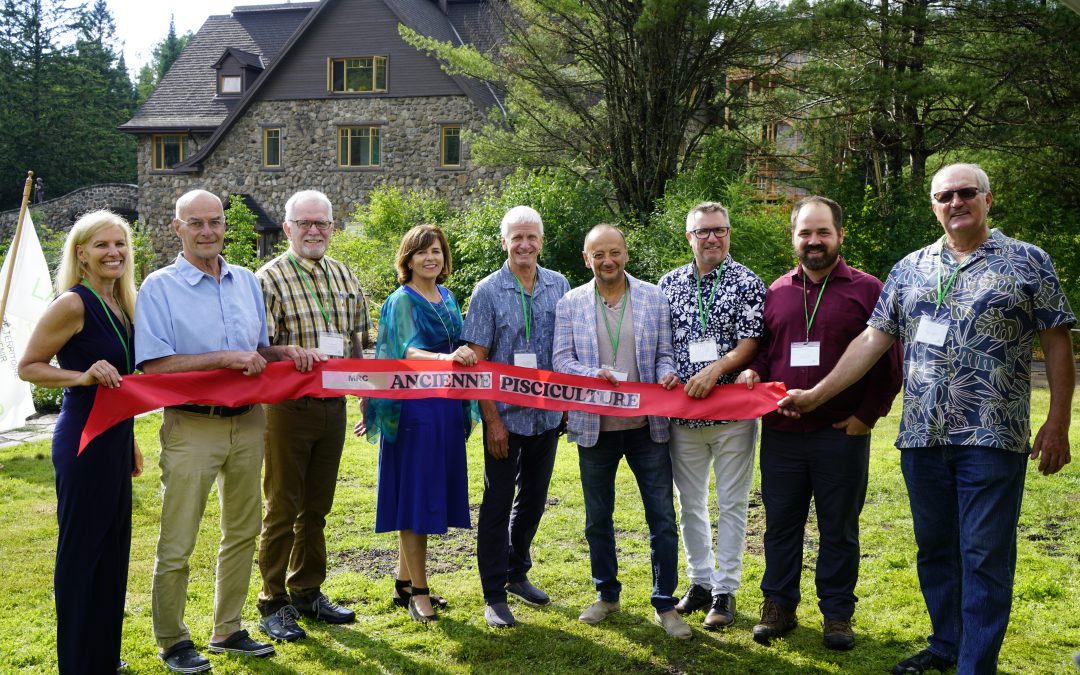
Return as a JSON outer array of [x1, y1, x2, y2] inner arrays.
[[936, 250, 972, 310], [288, 254, 332, 328], [801, 268, 831, 341], [595, 279, 629, 367], [81, 280, 132, 374], [513, 273, 533, 346], [695, 261, 724, 335]]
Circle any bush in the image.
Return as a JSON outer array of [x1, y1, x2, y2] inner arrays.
[[31, 385, 63, 412], [222, 196, 261, 271], [444, 167, 612, 299], [329, 184, 451, 314]]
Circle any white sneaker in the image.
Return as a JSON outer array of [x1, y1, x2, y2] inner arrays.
[[654, 609, 692, 639], [578, 600, 620, 624]]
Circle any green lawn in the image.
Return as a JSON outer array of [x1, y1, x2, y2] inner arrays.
[[1, 390, 1077, 674]]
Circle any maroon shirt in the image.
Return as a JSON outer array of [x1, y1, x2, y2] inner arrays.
[[749, 258, 902, 433]]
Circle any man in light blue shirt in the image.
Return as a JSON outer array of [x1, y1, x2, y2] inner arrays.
[[135, 189, 321, 674], [462, 206, 570, 628]]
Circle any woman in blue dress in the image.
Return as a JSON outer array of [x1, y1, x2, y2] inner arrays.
[[18, 210, 142, 673], [357, 224, 477, 622]]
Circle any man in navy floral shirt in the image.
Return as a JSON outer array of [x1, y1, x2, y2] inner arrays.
[[658, 202, 766, 630], [780, 164, 1075, 675]]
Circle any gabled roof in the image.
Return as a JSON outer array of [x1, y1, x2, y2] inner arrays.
[[211, 47, 264, 71], [119, 3, 315, 132], [126, 0, 505, 173]]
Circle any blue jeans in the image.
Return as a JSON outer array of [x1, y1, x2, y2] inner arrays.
[[901, 445, 1027, 675], [577, 426, 679, 613]]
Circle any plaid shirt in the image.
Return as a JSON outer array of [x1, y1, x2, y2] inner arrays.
[[553, 273, 677, 447], [256, 252, 371, 353]]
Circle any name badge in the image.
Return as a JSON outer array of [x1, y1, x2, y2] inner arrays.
[[513, 352, 538, 368], [790, 341, 821, 367], [601, 364, 628, 382], [688, 339, 719, 363], [319, 331, 345, 357], [915, 318, 948, 346]]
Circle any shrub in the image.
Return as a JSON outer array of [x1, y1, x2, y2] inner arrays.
[[222, 196, 261, 271], [31, 385, 63, 412]]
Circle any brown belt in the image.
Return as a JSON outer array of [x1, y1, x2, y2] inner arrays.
[[170, 404, 254, 418]]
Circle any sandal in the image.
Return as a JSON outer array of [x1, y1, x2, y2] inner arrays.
[[393, 578, 448, 609], [408, 586, 438, 623]]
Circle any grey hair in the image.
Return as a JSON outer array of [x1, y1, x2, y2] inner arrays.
[[285, 190, 334, 222], [931, 163, 991, 197], [174, 189, 222, 219], [500, 205, 544, 238], [685, 202, 729, 231]]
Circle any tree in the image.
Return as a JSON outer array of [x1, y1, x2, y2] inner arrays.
[[403, 0, 789, 222], [135, 16, 192, 105]]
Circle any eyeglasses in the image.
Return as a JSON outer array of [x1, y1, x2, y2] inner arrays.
[[932, 187, 982, 204], [690, 226, 730, 240], [178, 217, 225, 229], [290, 219, 334, 231]]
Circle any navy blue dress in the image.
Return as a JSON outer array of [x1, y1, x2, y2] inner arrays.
[[51, 284, 134, 674]]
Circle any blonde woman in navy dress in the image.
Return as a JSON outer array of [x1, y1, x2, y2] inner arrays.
[[19, 210, 143, 673], [357, 224, 478, 622]]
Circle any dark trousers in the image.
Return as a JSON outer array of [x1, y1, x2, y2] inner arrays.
[[901, 445, 1027, 675], [577, 426, 679, 613], [759, 426, 869, 620], [53, 425, 132, 674], [257, 397, 347, 615], [476, 426, 559, 603]]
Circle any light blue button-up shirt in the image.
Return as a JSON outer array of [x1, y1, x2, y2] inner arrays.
[[135, 253, 269, 368], [462, 261, 569, 435]]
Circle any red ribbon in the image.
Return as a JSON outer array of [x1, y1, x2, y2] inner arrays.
[[80, 359, 786, 452]]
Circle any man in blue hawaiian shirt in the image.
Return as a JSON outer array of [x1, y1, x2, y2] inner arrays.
[[658, 202, 766, 630], [462, 206, 570, 629], [779, 163, 1075, 675]]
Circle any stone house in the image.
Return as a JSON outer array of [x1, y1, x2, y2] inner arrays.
[[120, 0, 506, 263]]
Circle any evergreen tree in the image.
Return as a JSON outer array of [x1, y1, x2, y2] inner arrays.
[[135, 16, 192, 105]]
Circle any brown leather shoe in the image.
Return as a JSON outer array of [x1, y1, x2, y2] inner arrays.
[[823, 617, 855, 650], [752, 597, 797, 644]]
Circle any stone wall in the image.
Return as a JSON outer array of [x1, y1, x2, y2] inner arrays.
[[0, 183, 138, 242], [136, 95, 510, 265]]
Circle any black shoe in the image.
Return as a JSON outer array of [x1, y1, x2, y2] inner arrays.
[[891, 649, 955, 674], [675, 584, 712, 615], [393, 579, 449, 609], [703, 593, 736, 629], [506, 578, 551, 606], [294, 593, 356, 624], [408, 586, 438, 623], [260, 605, 307, 642], [207, 629, 275, 657], [158, 640, 211, 673], [484, 601, 517, 628]]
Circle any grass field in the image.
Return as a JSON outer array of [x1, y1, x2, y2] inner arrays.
[[0, 389, 1077, 674]]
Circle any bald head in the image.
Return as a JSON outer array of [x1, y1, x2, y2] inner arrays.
[[175, 189, 222, 220], [584, 223, 626, 249]]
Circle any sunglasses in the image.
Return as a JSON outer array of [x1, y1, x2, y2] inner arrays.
[[932, 187, 982, 204]]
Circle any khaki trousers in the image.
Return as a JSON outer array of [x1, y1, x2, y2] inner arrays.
[[152, 406, 265, 648], [257, 397, 347, 615]]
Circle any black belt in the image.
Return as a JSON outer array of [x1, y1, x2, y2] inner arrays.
[[171, 404, 254, 418]]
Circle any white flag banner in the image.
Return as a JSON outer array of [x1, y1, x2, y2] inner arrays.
[[0, 211, 53, 433]]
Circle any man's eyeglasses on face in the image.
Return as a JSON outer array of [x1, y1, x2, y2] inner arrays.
[[178, 217, 225, 230], [690, 226, 731, 240], [290, 219, 334, 231], [932, 187, 982, 204]]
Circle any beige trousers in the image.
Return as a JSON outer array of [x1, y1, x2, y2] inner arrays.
[[151, 406, 265, 648]]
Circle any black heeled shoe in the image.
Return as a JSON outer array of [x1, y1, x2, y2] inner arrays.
[[408, 586, 438, 623], [394, 578, 448, 609]]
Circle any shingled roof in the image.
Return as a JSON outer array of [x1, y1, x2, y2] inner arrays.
[[119, 3, 316, 132], [120, 0, 505, 145]]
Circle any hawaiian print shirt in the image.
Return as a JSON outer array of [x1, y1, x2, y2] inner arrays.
[[868, 229, 1075, 454], [659, 256, 766, 427]]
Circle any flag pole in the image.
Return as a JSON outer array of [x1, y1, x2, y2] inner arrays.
[[0, 171, 35, 341]]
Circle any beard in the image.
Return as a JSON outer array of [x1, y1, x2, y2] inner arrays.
[[798, 244, 839, 271]]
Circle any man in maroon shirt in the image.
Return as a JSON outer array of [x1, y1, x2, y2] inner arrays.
[[738, 196, 902, 650]]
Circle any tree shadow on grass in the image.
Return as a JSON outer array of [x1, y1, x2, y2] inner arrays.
[[0, 452, 54, 488]]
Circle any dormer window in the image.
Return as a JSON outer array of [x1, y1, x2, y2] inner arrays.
[[220, 75, 242, 95], [329, 57, 387, 93]]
